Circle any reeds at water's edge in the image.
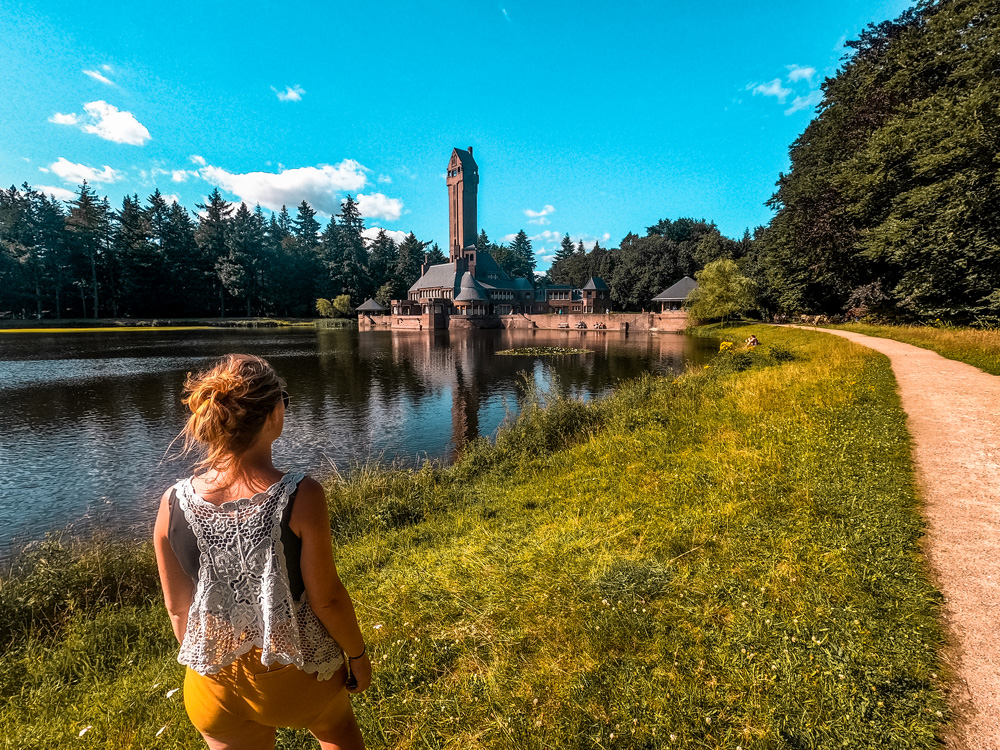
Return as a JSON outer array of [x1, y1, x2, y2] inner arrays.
[[0, 325, 948, 749]]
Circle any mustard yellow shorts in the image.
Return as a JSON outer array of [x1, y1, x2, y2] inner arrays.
[[184, 649, 350, 737]]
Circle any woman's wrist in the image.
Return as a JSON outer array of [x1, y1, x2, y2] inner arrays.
[[347, 643, 366, 660]]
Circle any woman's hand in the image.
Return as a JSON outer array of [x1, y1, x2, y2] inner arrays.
[[346, 652, 371, 693]]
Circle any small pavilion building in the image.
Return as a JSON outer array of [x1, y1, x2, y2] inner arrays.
[[652, 276, 697, 312], [356, 298, 388, 315]]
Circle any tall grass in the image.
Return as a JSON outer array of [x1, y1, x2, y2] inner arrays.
[[831, 322, 1000, 375], [0, 326, 947, 748]]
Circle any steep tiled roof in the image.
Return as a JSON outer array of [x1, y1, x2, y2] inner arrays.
[[408, 262, 458, 293], [455, 272, 488, 302], [582, 276, 609, 291], [453, 147, 477, 170], [356, 298, 387, 311], [653, 276, 698, 302]]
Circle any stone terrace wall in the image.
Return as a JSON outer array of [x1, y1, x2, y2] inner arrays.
[[360, 310, 689, 332], [502, 311, 688, 332]]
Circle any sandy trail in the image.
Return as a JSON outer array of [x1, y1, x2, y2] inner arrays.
[[789, 326, 1000, 749]]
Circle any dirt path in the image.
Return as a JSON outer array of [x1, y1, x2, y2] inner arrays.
[[790, 326, 1000, 748]]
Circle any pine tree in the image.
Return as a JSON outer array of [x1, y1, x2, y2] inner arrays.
[[335, 195, 371, 303], [66, 181, 111, 318], [292, 200, 320, 242], [395, 232, 429, 297], [218, 202, 265, 316], [426, 243, 447, 265], [555, 234, 575, 263], [195, 188, 233, 315], [367, 228, 399, 292], [509, 229, 535, 279], [113, 194, 153, 316]]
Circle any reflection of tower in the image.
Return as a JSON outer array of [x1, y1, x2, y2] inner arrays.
[[450, 360, 480, 460], [446, 147, 479, 261]]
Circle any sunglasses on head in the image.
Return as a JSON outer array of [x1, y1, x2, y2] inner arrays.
[[280, 390, 290, 409]]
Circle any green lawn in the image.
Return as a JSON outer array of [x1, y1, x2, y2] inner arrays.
[[0, 325, 948, 749], [830, 323, 1000, 376]]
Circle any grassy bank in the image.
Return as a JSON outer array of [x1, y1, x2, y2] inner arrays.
[[829, 323, 1000, 376], [0, 326, 947, 748]]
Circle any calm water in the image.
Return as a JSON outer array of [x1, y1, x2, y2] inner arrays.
[[0, 327, 713, 558]]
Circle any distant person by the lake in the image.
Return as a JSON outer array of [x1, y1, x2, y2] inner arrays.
[[745, 335, 759, 348], [153, 353, 369, 750]]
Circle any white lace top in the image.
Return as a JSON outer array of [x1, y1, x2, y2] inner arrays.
[[173, 472, 344, 680]]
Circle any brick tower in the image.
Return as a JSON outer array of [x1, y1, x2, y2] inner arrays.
[[446, 147, 479, 262]]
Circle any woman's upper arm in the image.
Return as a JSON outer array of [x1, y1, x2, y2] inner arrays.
[[153, 488, 193, 613], [290, 477, 343, 604]]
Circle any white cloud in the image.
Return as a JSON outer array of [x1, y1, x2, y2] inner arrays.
[[752, 79, 792, 103], [162, 193, 181, 205], [49, 112, 79, 126], [525, 204, 555, 225], [190, 154, 207, 166], [56, 100, 151, 145], [83, 69, 115, 86], [785, 90, 824, 116], [602, 232, 611, 242], [172, 170, 191, 182], [36, 185, 77, 202], [273, 85, 305, 102], [197, 160, 369, 214], [501, 233, 517, 243], [787, 64, 816, 84], [377, 174, 392, 184], [355, 192, 404, 221], [48, 157, 123, 184], [101, 63, 113, 72], [362, 227, 408, 245], [529, 230, 562, 243]]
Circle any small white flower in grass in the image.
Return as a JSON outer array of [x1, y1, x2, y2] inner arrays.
[[152, 683, 160, 689], [166, 688, 180, 698], [670, 734, 677, 741], [78, 726, 92, 737], [155, 726, 167, 737], [373, 624, 383, 630], [705, 717, 711, 725], [936, 711, 943, 717]]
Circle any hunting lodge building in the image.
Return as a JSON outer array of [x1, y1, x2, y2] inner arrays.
[[387, 148, 610, 327], [359, 147, 689, 332]]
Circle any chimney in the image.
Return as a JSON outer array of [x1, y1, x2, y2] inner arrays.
[[420, 252, 431, 276], [467, 146, 473, 156]]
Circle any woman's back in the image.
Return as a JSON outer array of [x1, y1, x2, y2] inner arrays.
[[153, 354, 369, 749]]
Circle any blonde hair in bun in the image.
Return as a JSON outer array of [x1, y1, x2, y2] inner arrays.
[[179, 354, 286, 474]]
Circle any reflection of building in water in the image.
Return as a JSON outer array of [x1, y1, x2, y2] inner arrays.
[[450, 363, 479, 460]]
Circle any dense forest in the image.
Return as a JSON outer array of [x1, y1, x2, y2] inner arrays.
[[1, 0, 995, 321], [755, 0, 999, 321], [0, 183, 540, 319]]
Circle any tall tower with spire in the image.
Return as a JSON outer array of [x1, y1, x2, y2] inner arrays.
[[446, 147, 479, 262]]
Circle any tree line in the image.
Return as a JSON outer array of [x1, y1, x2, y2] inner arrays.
[[0, 185, 454, 319]]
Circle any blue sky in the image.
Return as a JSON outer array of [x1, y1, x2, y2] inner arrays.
[[0, 0, 914, 269]]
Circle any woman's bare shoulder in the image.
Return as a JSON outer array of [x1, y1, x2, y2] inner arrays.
[[291, 476, 329, 532]]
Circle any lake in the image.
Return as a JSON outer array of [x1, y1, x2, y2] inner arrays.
[[0, 327, 714, 559]]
